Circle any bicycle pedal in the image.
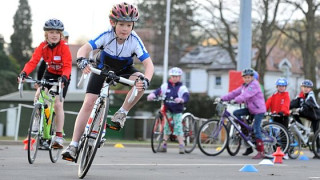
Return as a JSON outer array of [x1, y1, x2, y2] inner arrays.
[[107, 124, 120, 131], [62, 156, 75, 162]]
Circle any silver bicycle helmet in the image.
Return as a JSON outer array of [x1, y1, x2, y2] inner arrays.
[[43, 19, 64, 31]]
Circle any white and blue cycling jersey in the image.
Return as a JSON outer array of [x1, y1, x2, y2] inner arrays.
[[88, 26, 150, 72]]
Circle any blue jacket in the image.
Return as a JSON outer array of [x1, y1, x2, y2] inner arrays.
[[153, 81, 189, 113], [221, 80, 266, 115]]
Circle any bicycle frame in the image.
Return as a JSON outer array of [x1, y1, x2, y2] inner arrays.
[[289, 118, 311, 145]]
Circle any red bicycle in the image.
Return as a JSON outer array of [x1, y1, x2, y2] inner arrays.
[[150, 97, 197, 153]]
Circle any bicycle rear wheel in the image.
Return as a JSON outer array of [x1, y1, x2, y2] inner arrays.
[[226, 124, 242, 156], [312, 129, 320, 158], [151, 113, 164, 153], [48, 113, 62, 163], [197, 119, 228, 156], [78, 102, 107, 179], [182, 114, 197, 153], [287, 131, 301, 159], [262, 122, 289, 157], [27, 104, 42, 164]]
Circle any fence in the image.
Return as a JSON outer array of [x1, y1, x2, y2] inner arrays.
[[0, 104, 207, 141]]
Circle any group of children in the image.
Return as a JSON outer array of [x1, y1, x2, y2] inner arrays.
[[220, 68, 320, 159]]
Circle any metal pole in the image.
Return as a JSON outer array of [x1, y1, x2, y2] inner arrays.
[[15, 104, 22, 141], [237, 0, 252, 71], [162, 0, 171, 84]]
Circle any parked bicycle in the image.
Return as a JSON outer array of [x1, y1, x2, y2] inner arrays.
[[150, 96, 197, 153], [71, 63, 138, 179], [197, 101, 290, 157], [18, 76, 63, 164], [286, 110, 320, 159]]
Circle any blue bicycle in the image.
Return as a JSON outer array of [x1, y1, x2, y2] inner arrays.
[[197, 101, 290, 157]]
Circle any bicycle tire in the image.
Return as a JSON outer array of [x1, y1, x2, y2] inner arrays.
[[262, 122, 290, 156], [151, 113, 164, 153], [226, 124, 242, 156], [49, 113, 62, 163], [312, 129, 320, 158], [287, 131, 301, 159], [197, 119, 228, 156], [78, 101, 108, 179], [27, 104, 42, 164], [182, 114, 197, 153]]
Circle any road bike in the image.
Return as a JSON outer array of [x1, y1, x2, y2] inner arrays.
[[71, 63, 138, 179], [150, 97, 197, 153], [286, 110, 320, 159], [197, 101, 290, 157], [18, 76, 63, 164]]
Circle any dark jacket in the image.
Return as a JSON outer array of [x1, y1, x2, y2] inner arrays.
[[290, 91, 320, 121]]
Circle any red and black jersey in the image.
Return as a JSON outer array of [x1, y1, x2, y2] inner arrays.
[[265, 91, 290, 116], [22, 40, 72, 79]]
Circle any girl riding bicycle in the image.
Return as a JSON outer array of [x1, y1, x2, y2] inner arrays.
[[147, 67, 189, 154], [18, 18, 72, 149], [219, 68, 266, 159], [62, 2, 154, 161]]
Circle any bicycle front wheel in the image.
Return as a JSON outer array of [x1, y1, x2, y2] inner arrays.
[[226, 124, 242, 156], [78, 102, 108, 179], [182, 114, 197, 153], [27, 104, 42, 164], [312, 129, 320, 158], [287, 131, 301, 159], [151, 113, 164, 153], [197, 120, 228, 156], [48, 113, 62, 163], [262, 122, 290, 156]]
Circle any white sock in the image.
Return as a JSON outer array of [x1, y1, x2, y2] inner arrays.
[[70, 141, 78, 147], [119, 107, 128, 115]]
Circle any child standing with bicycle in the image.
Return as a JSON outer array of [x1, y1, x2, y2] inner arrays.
[[147, 67, 189, 154], [219, 68, 266, 159], [265, 78, 290, 128], [290, 79, 320, 158], [62, 2, 154, 161], [18, 18, 72, 149]]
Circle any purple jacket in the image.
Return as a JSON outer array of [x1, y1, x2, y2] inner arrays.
[[221, 80, 266, 115]]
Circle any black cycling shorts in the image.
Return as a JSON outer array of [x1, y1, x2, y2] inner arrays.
[[43, 72, 70, 98], [86, 65, 139, 95]]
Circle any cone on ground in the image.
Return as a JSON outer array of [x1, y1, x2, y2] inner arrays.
[[299, 155, 309, 160], [239, 164, 258, 172], [272, 147, 284, 163], [114, 143, 124, 148], [259, 159, 274, 166], [23, 138, 35, 150]]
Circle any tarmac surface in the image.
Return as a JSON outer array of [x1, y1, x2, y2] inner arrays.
[[0, 140, 320, 180]]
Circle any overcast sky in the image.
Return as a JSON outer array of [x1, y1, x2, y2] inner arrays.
[[0, 0, 135, 47]]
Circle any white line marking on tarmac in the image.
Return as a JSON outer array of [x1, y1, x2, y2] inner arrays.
[[69, 163, 287, 166]]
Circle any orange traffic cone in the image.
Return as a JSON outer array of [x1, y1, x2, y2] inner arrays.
[[272, 147, 284, 163], [23, 138, 36, 150]]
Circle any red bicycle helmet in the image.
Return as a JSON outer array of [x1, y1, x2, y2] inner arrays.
[[109, 2, 139, 22]]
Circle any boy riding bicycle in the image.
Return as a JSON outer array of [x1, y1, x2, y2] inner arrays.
[[62, 2, 154, 161], [18, 18, 72, 149], [290, 79, 320, 158], [218, 68, 266, 159], [147, 67, 189, 154]]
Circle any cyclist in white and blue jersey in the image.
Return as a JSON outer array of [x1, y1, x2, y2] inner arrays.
[[62, 2, 154, 161]]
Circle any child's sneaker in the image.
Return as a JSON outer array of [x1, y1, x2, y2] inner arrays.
[[179, 144, 185, 154], [157, 144, 167, 152], [52, 136, 64, 149], [62, 145, 78, 162], [111, 110, 127, 128]]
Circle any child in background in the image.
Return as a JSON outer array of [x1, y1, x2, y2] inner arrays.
[[147, 67, 189, 154]]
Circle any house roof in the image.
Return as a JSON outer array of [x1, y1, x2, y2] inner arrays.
[[179, 45, 304, 74]]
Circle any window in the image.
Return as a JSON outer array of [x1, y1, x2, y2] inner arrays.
[[215, 76, 221, 86], [185, 72, 191, 88]]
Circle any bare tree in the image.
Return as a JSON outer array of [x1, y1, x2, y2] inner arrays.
[[280, 0, 320, 97]]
